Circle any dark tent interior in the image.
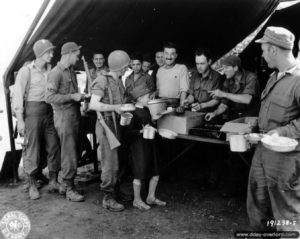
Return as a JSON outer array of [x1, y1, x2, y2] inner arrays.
[[241, 1, 300, 89], [7, 0, 279, 76], [6, 0, 300, 182]]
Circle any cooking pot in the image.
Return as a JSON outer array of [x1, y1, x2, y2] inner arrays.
[[147, 98, 168, 120]]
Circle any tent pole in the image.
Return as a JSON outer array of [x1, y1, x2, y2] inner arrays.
[[2, 0, 51, 183]]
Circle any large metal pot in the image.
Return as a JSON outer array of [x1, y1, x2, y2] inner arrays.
[[147, 98, 168, 120]]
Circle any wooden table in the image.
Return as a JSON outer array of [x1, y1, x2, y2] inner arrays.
[[162, 133, 252, 171]]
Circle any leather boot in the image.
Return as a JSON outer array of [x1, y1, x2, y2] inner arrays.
[[35, 171, 49, 185], [65, 179, 85, 202], [28, 175, 41, 200], [59, 181, 67, 195], [48, 172, 60, 193], [102, 194, 125, 212]]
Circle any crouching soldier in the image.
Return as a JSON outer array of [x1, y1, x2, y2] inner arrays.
[[46, 42, 85, 202], [89, 50, 130, 211]]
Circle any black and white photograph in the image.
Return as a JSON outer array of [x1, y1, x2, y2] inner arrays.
[[1, 0, 300, 238]]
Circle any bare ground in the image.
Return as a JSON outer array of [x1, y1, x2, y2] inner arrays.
[[0, 176, 249, 239]]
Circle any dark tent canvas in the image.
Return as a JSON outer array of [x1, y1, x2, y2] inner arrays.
[[8, 0, 279, 72], [2, 0, 280, 181]]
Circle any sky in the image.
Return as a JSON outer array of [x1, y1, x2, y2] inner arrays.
[[0, 1, 42, 76], [0, 0, 42, 167]]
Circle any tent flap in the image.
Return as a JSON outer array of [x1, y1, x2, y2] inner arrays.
[[10, 0, 279, 72]]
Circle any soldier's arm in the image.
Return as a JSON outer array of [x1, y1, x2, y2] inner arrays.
[[13, 67, 30, 122], [89, 94, 120, 113], [89, 76, 121, 114]]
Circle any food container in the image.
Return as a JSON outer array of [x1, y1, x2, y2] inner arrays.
[[220, 117, 258, 140], [120, 104, 136, 112], [158, 128, 178, 139], [143, 125, 156, 139], [120, 112, 133, 126], [261, 135, 298, 152], [228, 134, 248, 152], [157, 111, 205, 134], [147, 98, 168, 120]]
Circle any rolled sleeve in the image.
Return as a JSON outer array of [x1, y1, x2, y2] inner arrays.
[[45, 70, 72, 104], [91, 75, 106, 99], [179, 65, 189, 93], [12, 66, 30, 114]]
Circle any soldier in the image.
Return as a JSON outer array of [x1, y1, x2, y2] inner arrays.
[[248, 26, 300, 232], [13, 39, 60, 200], [156, 42, 189, 112], [89, 50, 131, 212], [125, 52, 155, 102], [89, 51, 108, 81], [150, 50, 165, 89], [184, 47, 223, 112], [205, 55, 260, 121], [46, 42, 85, 202]]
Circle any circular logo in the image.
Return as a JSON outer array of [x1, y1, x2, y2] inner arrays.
[[0, 211, 31, 239]]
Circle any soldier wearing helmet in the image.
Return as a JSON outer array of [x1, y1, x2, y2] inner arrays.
[[89, 50, 130, 212], [13, 39, 60, 200]]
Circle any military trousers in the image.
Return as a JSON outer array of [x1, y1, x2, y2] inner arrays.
[[95, 116, 120, 195], [247, 143, 300, 232], [23, 102, 60, 176], [54, 106, 80, 180]]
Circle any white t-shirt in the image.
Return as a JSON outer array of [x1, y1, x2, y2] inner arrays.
[[156, 64, 189, 98]]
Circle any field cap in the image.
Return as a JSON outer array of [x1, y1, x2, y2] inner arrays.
[[255, 26, 294, 50], [33, 39, 55, 58], [108, 50, 130, 72], [61, 42, 82, 55], [222, 55, 241, 68]]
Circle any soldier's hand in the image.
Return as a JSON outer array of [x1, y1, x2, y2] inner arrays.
[[205, 112, 216, 121], [191, 103, 201, 112], [208, 89, 225, 99], [267, 129, 280, 137], [71, 93, 84, 102], [175, 106, 185, 114], [17, 120, 25, 137], [183, 95, 194, 106], [114, 104, 122, 114]]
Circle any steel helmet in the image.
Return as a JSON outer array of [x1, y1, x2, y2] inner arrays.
[[33, 39, 55, 58], [108, 50, 130, 72]]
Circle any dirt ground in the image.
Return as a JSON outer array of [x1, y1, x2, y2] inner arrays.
[[0, 173, 249, 239]]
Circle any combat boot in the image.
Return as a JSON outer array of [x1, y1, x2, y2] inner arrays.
[[102, 194, 125, 212], [59, 181, 67, 195], [64, 179, 85, 202], [28, 175, 41, 200], [48, 171, 60, 193], [36, 171, 49, 185]]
